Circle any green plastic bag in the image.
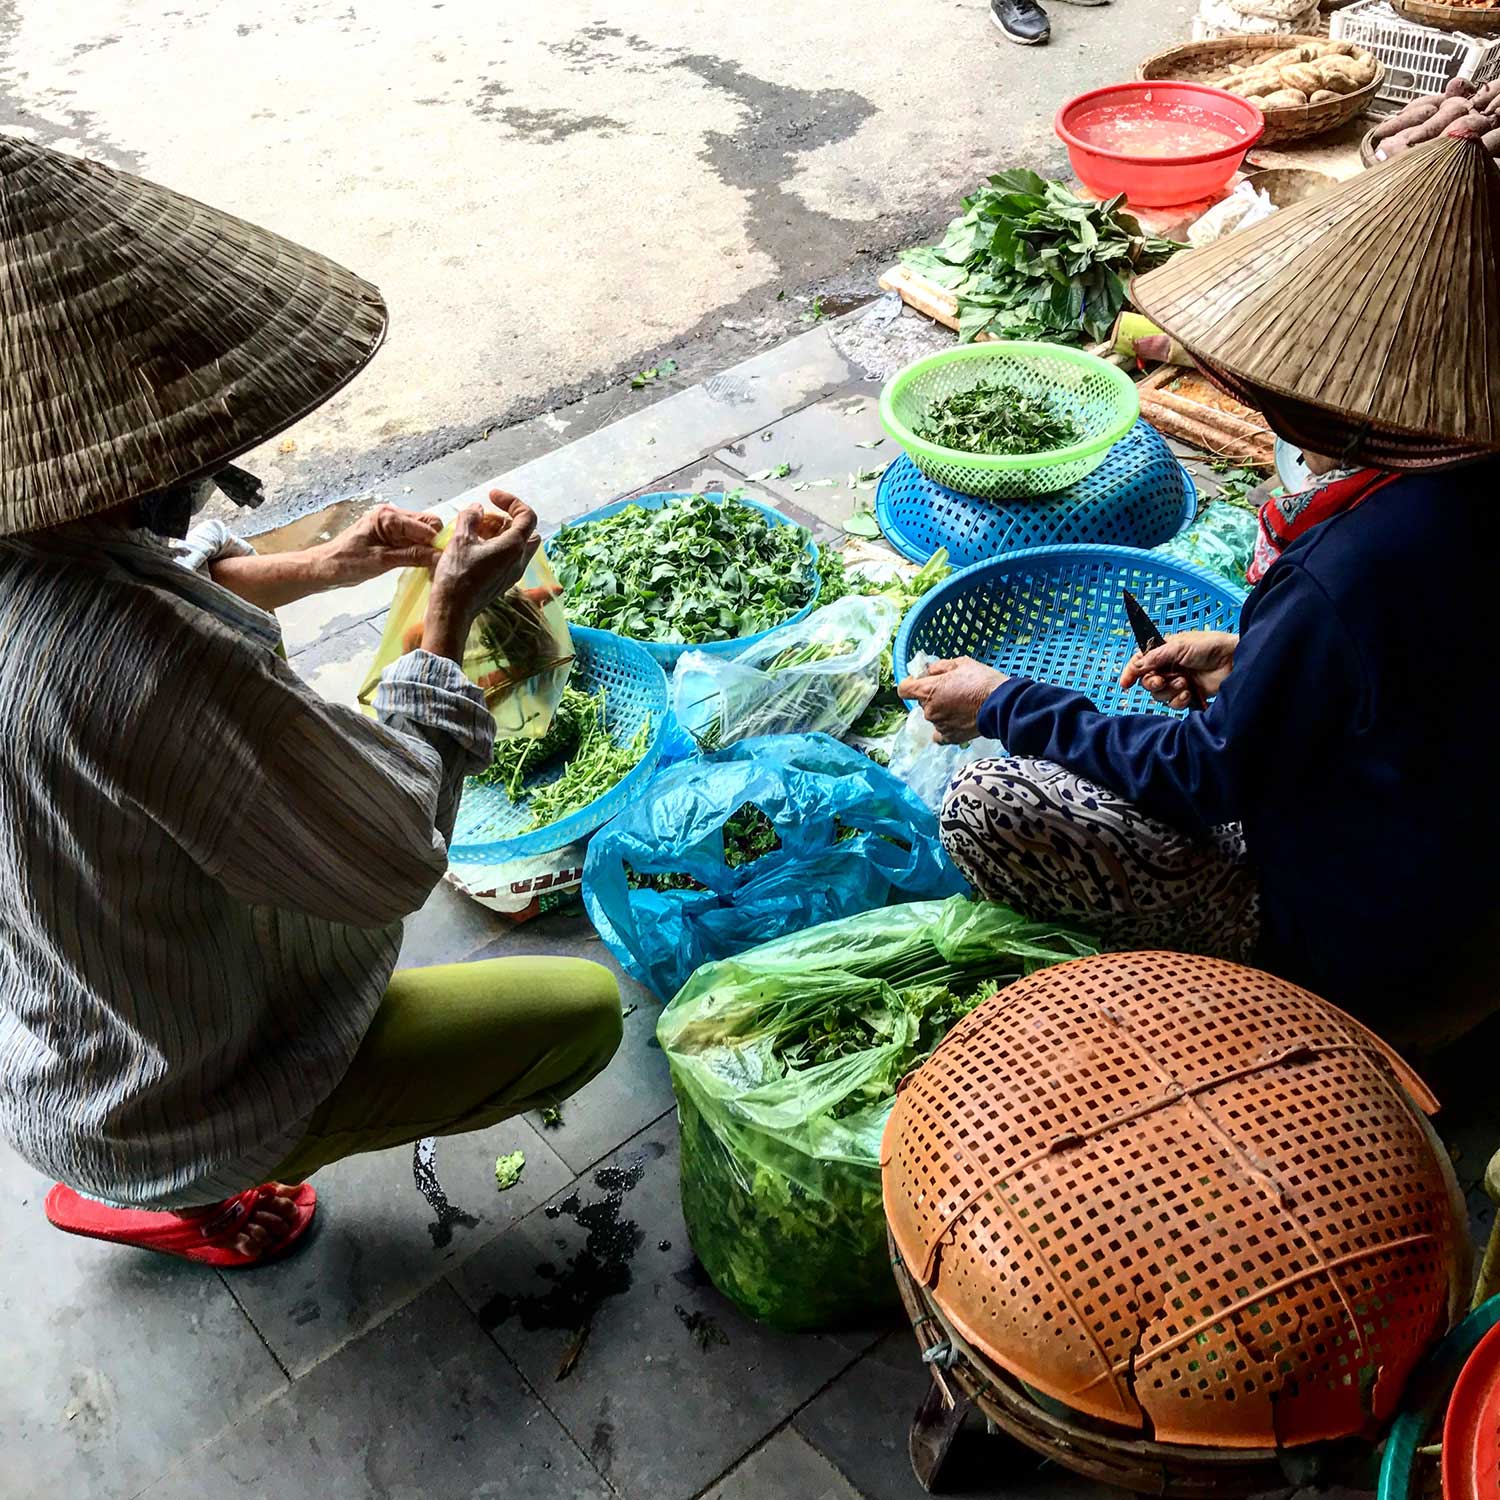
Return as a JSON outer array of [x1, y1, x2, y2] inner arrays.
[[657, 897, 1097, 1331]]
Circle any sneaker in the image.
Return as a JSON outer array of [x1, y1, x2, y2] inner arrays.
[[990, 0, 1051, 44]]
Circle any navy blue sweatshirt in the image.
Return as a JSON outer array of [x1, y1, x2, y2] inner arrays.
[[977, 465, 1500, 1031]]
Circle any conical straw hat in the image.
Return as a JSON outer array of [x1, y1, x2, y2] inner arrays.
[[1133, 135, 1500, 467], [0, 135, 387, 536]]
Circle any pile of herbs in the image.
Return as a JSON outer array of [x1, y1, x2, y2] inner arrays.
[[471, 686, 651, 833], [659, 897, 1097, 1330], [900, 169, 1182, 344], [548, 492, 816, 646], [627, 802, 782, 894], [915, 380, 1083, 457]]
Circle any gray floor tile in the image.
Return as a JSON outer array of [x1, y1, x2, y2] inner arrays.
[[398, 878, 512, 971], [450, 1121, 880, 1500], [139, 1281, 611, 1500], [0, 1149, 288, 1500], [717, 385, 888, 530], [223, 1118, 573, 1378], [706, 1429, 862, 1500], [288, 620, 383, 711], [795, 1332, 1125, 1500], [472, 907, 677, 1175]]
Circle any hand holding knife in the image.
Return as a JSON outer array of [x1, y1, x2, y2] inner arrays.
[[1121, 589, 1209, 712]]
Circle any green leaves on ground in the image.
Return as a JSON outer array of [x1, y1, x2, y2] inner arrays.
[[628, 358, 678, 389], [494, 1150, 526, 1191], [901, 168, 1181, 344], [549, 492, 815, 646], [915, 380, 1082, 457]]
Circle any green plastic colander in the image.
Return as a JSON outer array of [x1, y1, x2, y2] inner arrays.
[[879, 342, 1140, 501]]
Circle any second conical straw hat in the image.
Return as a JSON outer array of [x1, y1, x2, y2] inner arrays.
[[0, 134, 387, 536], [1133, 135, 1500, 455]]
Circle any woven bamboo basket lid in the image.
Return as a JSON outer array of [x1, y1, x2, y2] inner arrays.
[[0, 134, 387, 536], [1132, 135, 1500, 464], [882, 952, 1471, 1450]]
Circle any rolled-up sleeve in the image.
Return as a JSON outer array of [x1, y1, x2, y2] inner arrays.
[[124, 615, 495, 929]]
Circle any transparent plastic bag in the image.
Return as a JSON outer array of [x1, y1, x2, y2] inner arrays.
[[670, 595, 899, 751], [658, 896, 1098, 1329], [885, 654, 1006, 810], [359, 520, 573, 739], [1154, 499, 1258, 593]]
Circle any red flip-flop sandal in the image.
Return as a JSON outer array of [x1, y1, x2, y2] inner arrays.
[[44, 1181, 318, 1269]]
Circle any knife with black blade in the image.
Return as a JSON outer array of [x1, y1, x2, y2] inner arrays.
[[1121, 588, 1207, 712]]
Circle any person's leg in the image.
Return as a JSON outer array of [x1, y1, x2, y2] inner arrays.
[[270, 955, 622, 1182], [942, 757, 1260, 960]]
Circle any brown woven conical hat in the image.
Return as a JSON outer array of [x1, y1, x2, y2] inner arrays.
[[1133, 135, 1500, 465], [0, 135, 387, 536]]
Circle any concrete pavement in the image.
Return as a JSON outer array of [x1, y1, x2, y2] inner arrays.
[[0, 0, 1193, 525]]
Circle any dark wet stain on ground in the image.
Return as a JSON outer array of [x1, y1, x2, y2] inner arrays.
[[477, 1150, 654, 1378], [674, 1304, 729, 1351], [412, 1136, 479, 1250], [486, 104, 626, 143]]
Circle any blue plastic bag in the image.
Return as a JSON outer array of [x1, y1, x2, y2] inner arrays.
[[583, 733, 967, 998]]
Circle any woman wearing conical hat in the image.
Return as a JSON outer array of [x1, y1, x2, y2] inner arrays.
[[0, 140, 621, 1265], [903, 130, 1500, 1048]]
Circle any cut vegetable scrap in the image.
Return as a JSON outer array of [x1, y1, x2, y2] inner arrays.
[[494, 1151, 526, 1191]]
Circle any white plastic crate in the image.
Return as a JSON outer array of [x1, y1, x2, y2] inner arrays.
[[1331, 0, 1500, 107]]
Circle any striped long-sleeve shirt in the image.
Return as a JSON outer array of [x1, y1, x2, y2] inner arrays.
[[0, 519, 494, 1208]]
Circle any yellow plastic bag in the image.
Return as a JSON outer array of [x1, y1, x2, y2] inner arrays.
[[359, 522, 573, 739]]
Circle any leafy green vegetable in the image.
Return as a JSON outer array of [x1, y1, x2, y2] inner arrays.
[[901, 168, 1182, 344], [523, 691, 652, 832], [915, 380, 1083, 456], [1208, 459, 1262, 512], [660, 898, 1098, 1329], [494, 1150, 526, 1190], [800, 294, 827, 323], [473, 686, 594, 798], [540, 1105, 563, 1129], [548, 492, 815, 646]]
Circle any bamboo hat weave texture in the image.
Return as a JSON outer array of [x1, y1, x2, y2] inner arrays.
[[0, 135, 388, 536], [1132, 135, 1500, 469]]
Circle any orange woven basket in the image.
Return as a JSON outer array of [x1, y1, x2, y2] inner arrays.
[[882, 952, 1471, 1451]]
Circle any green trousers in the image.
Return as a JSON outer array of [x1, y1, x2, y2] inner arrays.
[[269, 956, 622, 1182]]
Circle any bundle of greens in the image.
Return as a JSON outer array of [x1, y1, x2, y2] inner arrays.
[[915, 380, 1083, 457], [659, 898, 1097, 1330], [814, 548, 953, 747], [548, 492, 816, 645], [471, 686, 652, 834], [473, 686, 595, 798], [900, 169, 1182, 344], [627, 802, 782, 893]]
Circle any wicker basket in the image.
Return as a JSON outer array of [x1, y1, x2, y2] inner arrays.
[[1392, 0, 1500, 34], [1138, 35, 1385, 143]]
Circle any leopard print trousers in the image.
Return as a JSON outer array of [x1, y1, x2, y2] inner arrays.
[[940, 758, 1261, 961]]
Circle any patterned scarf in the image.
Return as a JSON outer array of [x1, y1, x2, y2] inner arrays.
[[1247, 466, 1399, 584]]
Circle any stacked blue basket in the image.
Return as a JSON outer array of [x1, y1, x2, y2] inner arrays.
[[451, 625, 668, 862], [894, 546, 1245, 717], [875, 419, 1194, 570]]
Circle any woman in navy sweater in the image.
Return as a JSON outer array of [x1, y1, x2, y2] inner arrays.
[[901, 133, 1500, 1048]]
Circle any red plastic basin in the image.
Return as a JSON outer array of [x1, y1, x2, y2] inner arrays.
[[1055, 82, 1264, 208]]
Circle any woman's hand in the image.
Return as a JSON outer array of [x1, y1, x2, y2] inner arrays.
[[315, 504, 444, 587], [896, 656, 1009, 744], [1120, 630, 1238, 709], [422, 490, 540, 661]]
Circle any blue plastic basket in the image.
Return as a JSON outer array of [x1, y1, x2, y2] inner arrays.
[[894, 545, 1245, 718], [546, 491, 820, 670], [451, 626, 668, 862], [875, 420, 1195, 569]]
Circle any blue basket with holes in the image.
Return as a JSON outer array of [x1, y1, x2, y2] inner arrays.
[[451, 626, 668, 862], [875, 421, 1195, 569], [894, 545, 1244, 718], [546, 491, 820, 671]]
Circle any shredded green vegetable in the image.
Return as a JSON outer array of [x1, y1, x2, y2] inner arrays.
[[473, 686, 594, 798], [915, 380, 1083, 457], [548, 492, 815, 646]]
